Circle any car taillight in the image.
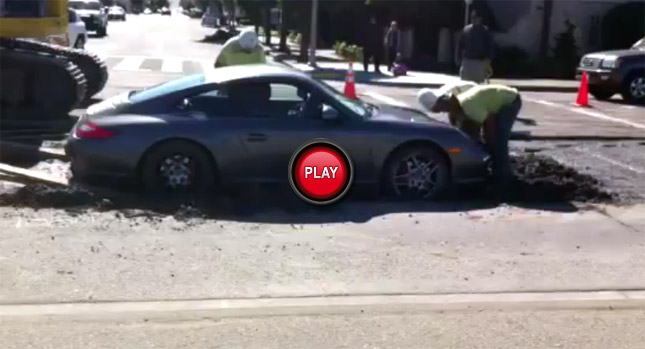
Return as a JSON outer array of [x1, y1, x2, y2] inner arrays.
[[75, 121, 115, 139]]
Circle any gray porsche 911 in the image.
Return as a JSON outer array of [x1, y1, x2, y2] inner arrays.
[[66, 64, 489, 200]]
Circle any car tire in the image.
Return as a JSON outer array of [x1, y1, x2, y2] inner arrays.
[[620, 70, 645, 104], [383, 145, 451, 201], [589, 86, 614, 101], [97, 24, 107, 37], [74, 36, 85, 49], [140, 140, 216, 195]]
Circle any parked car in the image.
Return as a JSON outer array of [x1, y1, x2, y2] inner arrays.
[[66, 65, 489, 199], [68, 8, 88, 48], [68, 0, 108, 37], [108, 6, 126, 21], [143, 8, 152, 15], [188, 7, 203, 18], [201, 5, 220, 28], [160, 7, 171, 15], [576, 37, 645, 104]]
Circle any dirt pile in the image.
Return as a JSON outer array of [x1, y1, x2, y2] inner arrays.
[[509, 154, 615, 203]]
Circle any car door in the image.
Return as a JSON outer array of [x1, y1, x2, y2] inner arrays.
[[238, 81, 374, 184], [164, 87, 256, 182]]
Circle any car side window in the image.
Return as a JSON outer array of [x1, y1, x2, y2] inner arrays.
[[180, 89, 229, 116], [69, 10, 78, 23], [270, 84, 304, 102]]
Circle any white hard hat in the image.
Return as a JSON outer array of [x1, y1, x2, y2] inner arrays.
[[417, 88, 438, 111], [238, 29, 259, 51]]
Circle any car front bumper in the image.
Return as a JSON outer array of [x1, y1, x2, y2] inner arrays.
[[576, 68, 621, 89]]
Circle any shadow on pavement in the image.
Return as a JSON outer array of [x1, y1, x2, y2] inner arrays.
[[0, 181, 580, 224]]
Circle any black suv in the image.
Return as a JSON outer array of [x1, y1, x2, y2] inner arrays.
[[576, 38, 645, 104]]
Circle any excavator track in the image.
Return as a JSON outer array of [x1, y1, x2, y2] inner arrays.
[[0, 41, 88, 121], [4, 39, 108, 100]]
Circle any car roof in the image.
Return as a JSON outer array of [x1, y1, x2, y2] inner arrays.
[[203, 64, 310, 84]]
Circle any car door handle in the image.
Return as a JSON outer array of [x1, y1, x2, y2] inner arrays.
[[246, 133, 268, 142]]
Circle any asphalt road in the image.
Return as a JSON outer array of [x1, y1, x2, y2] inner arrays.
[[1, 12, 645, 348]]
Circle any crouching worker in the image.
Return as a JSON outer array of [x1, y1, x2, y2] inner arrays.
[[424, 84, 522, 196], [214, 29, 266, 68], [417, 80, 478, 137]]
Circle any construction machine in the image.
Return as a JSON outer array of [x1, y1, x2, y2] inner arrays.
[[0, 0, 108, 120]]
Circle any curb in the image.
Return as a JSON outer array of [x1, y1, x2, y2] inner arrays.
[[272, 56, 579, 93], [2, 290, 644, 320]]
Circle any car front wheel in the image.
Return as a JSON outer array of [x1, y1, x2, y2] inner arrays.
[[140, 141, 216, 194], [384, 146, 450, 200], [74, 35, 85, 49], [97, 24, 107, 37], [621, 71, 645, 104]]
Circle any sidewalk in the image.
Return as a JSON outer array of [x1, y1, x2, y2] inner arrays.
[[269, 47, 580, 92]]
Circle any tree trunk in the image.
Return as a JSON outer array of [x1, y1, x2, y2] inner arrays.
[[540, 0, 554, 60], [297, 2, 311, 62], [279, 1, 288, 52], [263, 7, 272, 46]]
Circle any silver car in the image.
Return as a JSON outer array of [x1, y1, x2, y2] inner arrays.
[[66, 65, 489, 200]]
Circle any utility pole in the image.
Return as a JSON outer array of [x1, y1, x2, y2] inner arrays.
[[308, 0, 319, 68]]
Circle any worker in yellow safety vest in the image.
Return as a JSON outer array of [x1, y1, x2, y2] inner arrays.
[[423, 84, 523, 197], [417, 80, 478, 136], [214, 29, 267, 68]]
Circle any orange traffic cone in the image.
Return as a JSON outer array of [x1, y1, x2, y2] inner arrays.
[[344, 62, 358, 100], [576, 71, 590, 107]]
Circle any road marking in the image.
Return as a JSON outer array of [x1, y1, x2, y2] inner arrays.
[[577, 148, 645, 175], [1, 290, 644, 320], [361, 91, 410, 108], [160, 58, 183, 73], [528, 98, 645, 130], [112, 56, 146, 71]]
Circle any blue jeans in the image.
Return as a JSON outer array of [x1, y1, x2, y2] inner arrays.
[[485, 96, 521, 189]]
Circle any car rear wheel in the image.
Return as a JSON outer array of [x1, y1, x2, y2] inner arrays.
[[621, 71, 645, 104], [97, 25, 107, 37], [589, 86, 615, 100], [384, 146, 450, 200], [140, 141, 216, 194]]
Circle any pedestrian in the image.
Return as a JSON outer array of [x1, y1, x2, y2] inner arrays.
[[214, 29, 266, 68], [383, 20, 401, 72], [429, 84, 522, 198], [361, 15, 383, 73], [457, 10, 494, 83]]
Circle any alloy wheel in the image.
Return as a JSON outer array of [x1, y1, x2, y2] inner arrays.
[[630, 77, 645, 99], [158, 153, 195, 189], [391, 153, 441, 199]]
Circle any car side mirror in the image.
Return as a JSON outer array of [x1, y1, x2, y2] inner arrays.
[[321, 105, 339, 121]]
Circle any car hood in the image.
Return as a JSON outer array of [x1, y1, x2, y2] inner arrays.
[[367, 104, 449, 127], [585, 49, 644, 58], [76, 9, 100, 16]]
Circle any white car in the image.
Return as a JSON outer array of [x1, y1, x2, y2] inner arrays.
[[68, 8, 88, 48], [108, 6, 126, 21]]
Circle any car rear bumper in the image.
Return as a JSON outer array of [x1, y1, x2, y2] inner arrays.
[[65, 137, 134, 180]]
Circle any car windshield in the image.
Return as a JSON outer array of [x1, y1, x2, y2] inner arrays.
[[632, 38, 645, 51], [69, 1, 101, 10], [317, 80, 373, 118], [129, 75, 205, 102]]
